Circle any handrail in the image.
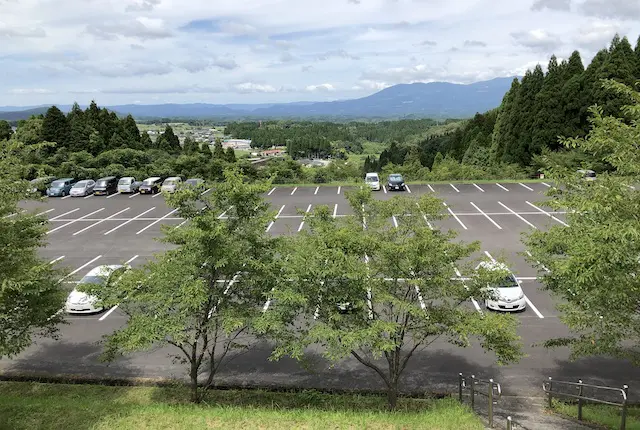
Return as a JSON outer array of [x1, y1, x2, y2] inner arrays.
[[542, 377, 629, 430], [458, 373, 502, 428]]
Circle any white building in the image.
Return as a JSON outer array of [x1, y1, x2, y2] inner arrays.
[[223, 139, 252, 150]]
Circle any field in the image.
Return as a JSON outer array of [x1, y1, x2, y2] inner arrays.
[[552, 400, 640, 430], [0, 382, 484, 430]]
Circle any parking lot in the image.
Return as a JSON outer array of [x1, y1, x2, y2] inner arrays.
[[4, 181, 638, 398]]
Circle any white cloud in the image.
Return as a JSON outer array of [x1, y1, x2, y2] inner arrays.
[[8, 88, 55, 94], [1, 0, 639, 105]]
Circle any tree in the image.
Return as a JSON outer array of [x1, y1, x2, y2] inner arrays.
[[157, 125, 181, 152], [260, 189, 523, 409], [525, 80, 640, 364], [41, 106, 70, 151], [491, 78, 521, 162], [213, 138, 225, 159], [182, 136, 198, 154], [0, 138, 66, 358], [84, 168, 280, 402], [121, 115, 141, 149], [0, 120, 13, 141], [224, 147, 236, 163], [199, 142, 211, 156], [140, 131, 153, 148], [531, 56, 569, 152]]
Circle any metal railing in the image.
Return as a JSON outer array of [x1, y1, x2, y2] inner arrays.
[[458, 373, 502, 428], [542, 377, 629, 430]]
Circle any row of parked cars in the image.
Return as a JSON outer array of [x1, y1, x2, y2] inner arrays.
[[29, 176, 206, 197]]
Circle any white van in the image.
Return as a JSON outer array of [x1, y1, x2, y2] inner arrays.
[[365, 172, 381, 191]]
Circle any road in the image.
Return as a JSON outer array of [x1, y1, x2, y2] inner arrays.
[[2, 182, 638, 401]]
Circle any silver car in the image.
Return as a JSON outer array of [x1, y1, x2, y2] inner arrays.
[[117, 177, 141, 193], [161, 176, 182, 194], [70, 180, 96, 197]]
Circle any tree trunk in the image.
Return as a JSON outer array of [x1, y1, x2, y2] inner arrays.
[[387, 383, 399, 410], [190, 365, 201, 404]]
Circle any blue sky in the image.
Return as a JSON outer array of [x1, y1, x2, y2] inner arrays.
[[1, 0, 639, 106]]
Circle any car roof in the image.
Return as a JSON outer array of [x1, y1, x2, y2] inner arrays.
[[186, 178, 203, 181], [145, 176, 161, 180], [55, 177, 74, 181], [389, 173, 402, 177], [365, 172, 378, 176], [165, 176, 181, 180], [97, 176, 117, 180], [86, 264, 124, 277], [477, 261, 512, 273], [76, 179, 92, 184]]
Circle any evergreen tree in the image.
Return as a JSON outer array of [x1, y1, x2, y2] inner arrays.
[[108, 130, 126, 150], [122, 115, 141, 149], [140, 131, 153, 148], [580, 48, 610, 129], [158, 125, 181, 152], [224, 147, 236, 163], [183, 136, 198, 153], [85, 100, 101, 130], [88, 130, 106, 155], [591, 35, 637, 117], [199, 142, 211, 156], [491, 78, 520, 162], [68, 117, 90, 153], [531, 56, 569, 152], [635, 36, 640, 77], [0, 120, 12, 141], [560, 51, 586, 140], [213, 138, 225, 159], [41, 106, 70, 150]]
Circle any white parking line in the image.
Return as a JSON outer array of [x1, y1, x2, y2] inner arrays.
[[498, 202, 536, 229], [61, 195, 72, 200], [406, 184, 412, 193], [525, 251, 550, 273], [443, 202, 467, 229], [314, 186, 319, 195], [73, 208, 130, 236], [450, 183, 460, 193], [266, 204, 285, 232], [218, 206, 233, 219], [473, 183, 485, 192], [496, 183, 509, 191], [49, 256, 65, 264], [526, 201, 569, 227], [136, 209, 178, 235], [61, 255, 103, 281], [268, 187, 276, 196], [48, 208, 105, 234], [35, 208, 55, 217], [392, 215, 399, 228], [201, 188, 212, 195], [383, 185, 387, 193], [152, 191, 163, 198], [470, 202, 502, 229], [297, 204, 312, 232], [428, 184, 435, 193], [106, 192, 121, 199], [128, 192, 140, 199], [541, 182, 551, 188], [337, 186, 341, 195], [483, 251, 544, 318], [333, 203, 338, 218], [291, 187, 298, 196], [49, 208, 79, 221], [454, 266, 481, 312], [519, 183, 534, 191], [83, 194, 94, 199], [104, 207, 155, 235]]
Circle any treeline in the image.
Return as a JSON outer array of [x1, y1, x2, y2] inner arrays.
[[388, 34, 640, 175], [225, 119, 447, 158]]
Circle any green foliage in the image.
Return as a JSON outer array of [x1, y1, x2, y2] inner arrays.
[[259, 189, 522, 409], [525, 80, 640, 364], [0, 139, 66, 358], [83, 168, 280, 403], [0, 120, 13, 141]]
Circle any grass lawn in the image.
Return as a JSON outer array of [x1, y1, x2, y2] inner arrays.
[[553, 400, 640, 430], [0, 381, 484, 430]]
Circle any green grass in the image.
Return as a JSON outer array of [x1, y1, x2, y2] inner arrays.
[[0, 381, 484, 430], [552, 400, 640, 430]]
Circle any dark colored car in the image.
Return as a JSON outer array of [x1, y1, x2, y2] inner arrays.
[[139, 177, 163, 194], [387, 173, 406, 191], [93, 176, 119, 196], [46, 178, 77, 197], [184, 178, 205, 189], [30, 176, 56, 196]]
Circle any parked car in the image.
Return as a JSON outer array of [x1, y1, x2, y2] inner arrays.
[[46, 178, 77, 197], [184, 178, 205, 189], [93, 176, 119, 196], [66, 265, 127, 314], [139, 177, 163, 194], [30, 176, 56, 195], [387, 173, 406, 191], [577, 169, 596, 181], [70, 180, 96, 197], [161, 176, 182, 194], [365, 172, 381, 191], [479, 261, 526, 312], [117, 177, 141, 194]]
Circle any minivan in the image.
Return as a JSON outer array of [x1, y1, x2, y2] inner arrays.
[[117, 177, 141, 194], [46, 178, 77, 197], [365, 172, 381, 191], [93, 176, 119, 196]]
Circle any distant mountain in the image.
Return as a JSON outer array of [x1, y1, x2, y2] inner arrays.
[[0, 107, 50, 121], [0, 77, 516, 121]]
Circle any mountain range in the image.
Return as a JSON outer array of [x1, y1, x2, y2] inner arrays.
[[0, 77, 516, 121]]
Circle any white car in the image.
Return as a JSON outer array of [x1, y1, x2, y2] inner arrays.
[[66, 265, 125, 314], [479, 261, 526, 312], [365, 172, 381, 191], [161, 176, 182, 194]]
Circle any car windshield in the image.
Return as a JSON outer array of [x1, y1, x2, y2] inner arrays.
[[119, 178, 132, 185], [164, 179, 177, 185], [96, 180, 108, 187], [389, 175, 402, 181], [495, 275, 519, 288], [365, 176, 378, 182], [73, 181, 87, 188], [585, 171, 596, 178], [79, 275, 106, 285], [186, 179, 199, 185], [143, 179, 157, 185], [50, 181, 65, 188]]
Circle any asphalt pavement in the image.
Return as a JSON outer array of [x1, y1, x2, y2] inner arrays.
[[3, 182, 638, 403]]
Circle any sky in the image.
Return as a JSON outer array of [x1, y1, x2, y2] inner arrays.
[[1, 0, 640, 106]]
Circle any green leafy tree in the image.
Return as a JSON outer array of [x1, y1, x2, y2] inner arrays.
[[157, 125, 181, 152], [531, 56, 569, 152], [182, 136, 198, 154], [140, 131, 153, 148], [122, 115, 141, 149], [213, 138, 225, 159], [525, 80, 640, 364], [41, 106, 70, 152], [0, 120, 13, 141], [0, 139, 66, 358], [83, 169, 280, 403], [591, 35, 637, 117], [491, 78, 520, 162], [199, 142, 211, 156], [224, 147, 236, 163], [12, 117, 43, 147], [260, 189, 523, 409]]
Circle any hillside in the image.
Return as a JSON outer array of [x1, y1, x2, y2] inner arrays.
[[0, 77, 515, 121]]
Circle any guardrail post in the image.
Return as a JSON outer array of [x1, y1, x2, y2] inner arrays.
[[577, 379, 583, 421], [506, 416, 512, 430], [470, 375, 476, 410], [547, 377, 553, 408], [459, 373, 463, 403], [621, 385, 629, 430], [488, 378, 494, 428]]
